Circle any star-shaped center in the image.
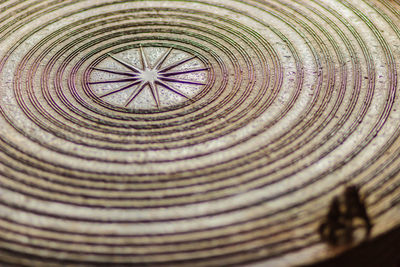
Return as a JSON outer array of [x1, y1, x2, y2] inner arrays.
[[88, 46, 208, 109], [141, 69, 158, 82]]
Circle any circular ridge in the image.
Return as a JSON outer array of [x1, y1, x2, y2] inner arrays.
[[0, 0, 399, 266]]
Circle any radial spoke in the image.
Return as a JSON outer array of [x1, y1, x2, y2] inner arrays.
[[159, 56, 196, 72], [154, 47, 173, 70], [88, 77, 139, 84], [139, 45, 150, 69], [161, 67, 209, 76], [108, 54, 141, 73], [157, 80, 191, 99], [92, 67, 138, 77], [149, 81, 161, 108], [124, 81, 147, 107], [98, 80, 142, 98], [90, 47, 205, 109], [159, 76, 205, 85]]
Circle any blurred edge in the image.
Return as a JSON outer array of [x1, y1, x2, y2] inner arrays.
[[304, 224, 400, 267]]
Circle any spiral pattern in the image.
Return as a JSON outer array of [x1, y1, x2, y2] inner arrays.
[[0, 0, 399, 266]]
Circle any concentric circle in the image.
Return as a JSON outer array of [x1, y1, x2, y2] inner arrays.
[[0, 0, 399, 266]]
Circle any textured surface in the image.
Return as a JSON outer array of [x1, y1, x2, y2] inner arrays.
[[0, 0, 399, 266]]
